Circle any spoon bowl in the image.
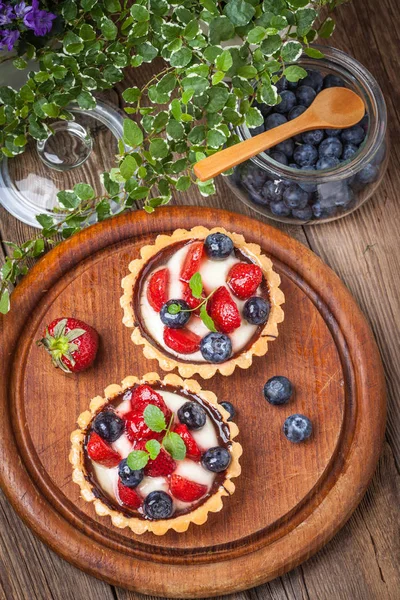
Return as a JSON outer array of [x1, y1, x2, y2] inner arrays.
[[194, 87, 365, 182]]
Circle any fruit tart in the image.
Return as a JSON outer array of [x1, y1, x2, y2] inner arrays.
[[70, 373, 242, 535], [120, 226, 284, 379]]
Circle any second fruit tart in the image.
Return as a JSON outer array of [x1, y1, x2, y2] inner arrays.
[[121, 226, 284, 379]]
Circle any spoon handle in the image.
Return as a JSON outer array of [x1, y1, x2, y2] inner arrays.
[[194, 113, 311, 182]]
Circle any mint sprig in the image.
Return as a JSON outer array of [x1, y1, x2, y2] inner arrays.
[[163, 431, 187, 460], [189, 272, 203, 299], [126, 450, 149, 471], [143, 404, 167, 432], [145, 439, 162, 460], [167, 272, 217, 332]]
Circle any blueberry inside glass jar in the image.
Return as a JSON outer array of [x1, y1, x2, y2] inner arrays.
[[227, 46, 388, 225]]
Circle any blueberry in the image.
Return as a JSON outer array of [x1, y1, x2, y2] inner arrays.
[[93, 411, 125, 442], [249, 190, 268, 206], [312, 202, 337, 219], [250, 123, 265, 136], [316, 156, 340, 170], [323, 74, 345, 88], [288, 105, 307, 121], [204, 232, 234, 260], [295, 85, 316, 108], [293, 144, 318, 167], [220, 401, 235, 421], [276, 76, 289, 93], [143, 491, 173, 519], [288, 162, 300, 169], [302, 129, 324, 145], [240, 163, 269, 196], [358, 114, 369, 132], [264, 113, 287, 131], [319, 136, 342, 159], [355, 163, 379, 185], [275, 90, 297, 114], [342, 143, 359, 161], [243, 296, 270, 325], [270, 201, 291, 217], [253, 100, 272, 118], [202, 447, 231, 472], [302, 69, 323, 92], [283, 414, 312, 443], [118, 459, 144, 488], [200, 332, 232, 363], [298, 165, 317, 193], [317, 181, 353, 208], [334, 184, 354, 207], [292, 205, 313, 220], [262, 179, 285, 203], [160, 299, 190, 329], [264, 375, 293, 405], [325, 128, 341, 137], [270, 150, 288, 165], [341, 125, 365, 145], [372, 143, 386, 166], [178, 401, 207, 430], [273, 138, 294, 158], [283, 184, 309, 208]]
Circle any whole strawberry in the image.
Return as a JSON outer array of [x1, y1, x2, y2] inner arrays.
[[37, 317, 99, 373]]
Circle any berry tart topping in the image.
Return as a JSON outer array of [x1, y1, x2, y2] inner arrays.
[[163, 328, 202, 354], [207, 286, 241, 334], [228, 263, 263, 300], [180, 241, 204, 281], [37, 317, 99, 373], [243, 297, 270, 325], [147, 268, 169, 312], [72, 376, 241, 534], [264, 376, 293, 406], [283, 414, 312, 443], [204, 232, 234, 260], [160, 299, 191, 328], [200, 332, 232, 363]]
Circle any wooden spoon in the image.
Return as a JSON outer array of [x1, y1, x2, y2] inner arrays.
[[194, 87, 365, 182]]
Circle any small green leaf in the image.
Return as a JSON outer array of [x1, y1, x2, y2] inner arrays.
[[189, 272, 203, 299], [260, 35, 282, 56], [167, 303, 181, 314], [131, 4, 150, 21], [123, 119, 143, 148], [163, 431, 186, 460], [36, 214, 54, 229], [57, 190, 80, 209], [237, 65, 258, 79], [0, 289, 10, 315], [170, 47, 193, 68], [149, 138, 169, 159], [200, 304, 217, 332], [281, 40, 303, 63], [42, 103, 60, 118], [145, 439, 161, 460], [247, 26, 266, 44], [144, 404, 167, 432], [96, 199, 111, 221], [209, 16, 235, 45], [304, 47, 324, 60], [224, 0, 255, 26], [120, 155, 137, 180], [19, 85, 35, 103], [216, 50, 233, 72], [126, 450, 149, 470], [207, 128, 226, 148], [318, 17, 335, 39], [122, 87, 141, 103], [246, 106, 263, 128], [63, 31, 84, 54], [74, 183, 95, 200], [283, 65, 307, 83], [176, 176, 191, 191]]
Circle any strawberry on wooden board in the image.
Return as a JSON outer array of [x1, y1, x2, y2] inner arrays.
[[163, 327, 202, 354], [86, 432, 121, 467], [180, 242, 204, 282], [37, 317, 99, 373], [173, 424, 201, 461], [117, 480, 142, 509], [170, 474, 208, 502], [227, 263, 263, 300], [207, 286, 241, 334], [147, 268, 169, 312]]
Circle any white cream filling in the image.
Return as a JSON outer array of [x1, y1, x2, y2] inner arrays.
[[140, 242, 261, 361], [89, 389, 221, 513]]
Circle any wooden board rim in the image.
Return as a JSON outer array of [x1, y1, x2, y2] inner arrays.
[[0, 206, 386, 597]]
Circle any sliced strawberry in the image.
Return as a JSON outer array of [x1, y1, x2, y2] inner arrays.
[[134, 441, 177, 477], [207, 286, 241, 334], [180, 241, 204, 282], [228, 263, 263, 300], [147, 268, 169, 312], [117, 479, 142, 509], [164, 327, 201, 355], [182, 282, 204, 315], [173, 424, 201, 461], [131, 384, 170, 418], [170, 474, 208, 502], [86, 432, 121, 467], [124, 410, 165, 443]]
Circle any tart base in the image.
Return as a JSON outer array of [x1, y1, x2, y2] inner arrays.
[[69, 372, 242, 536], [120, 226, 285, 379]]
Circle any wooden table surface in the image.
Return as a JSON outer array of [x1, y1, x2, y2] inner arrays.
[[1, 0, 399, 598]]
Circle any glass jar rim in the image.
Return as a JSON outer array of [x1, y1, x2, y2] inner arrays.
[[235, 45, 387, 183]]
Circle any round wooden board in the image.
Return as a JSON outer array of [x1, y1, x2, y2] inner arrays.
[[0, 207, 386, 597]]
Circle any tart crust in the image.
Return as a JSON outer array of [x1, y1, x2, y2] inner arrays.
[[69, 372, 242, 536], [120, 226, 285, 379]]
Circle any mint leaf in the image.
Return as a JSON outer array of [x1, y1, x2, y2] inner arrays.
[[145, 439, 161, 460], [163, 432, 186, 460], [189, 272, 203, 299], [200, 304, 217, 332], [167, 303, 181, 314], [126, 450, 149, 470], [143, 404, 167, 432], [283, 65, 307, 83], [0, 289, 10, 315]]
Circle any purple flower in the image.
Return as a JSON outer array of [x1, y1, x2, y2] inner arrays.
[[0, 3, 14, 25], [14, 1, 30, 18], [23, 1, 56, 37], [0, 29, 20, 51]]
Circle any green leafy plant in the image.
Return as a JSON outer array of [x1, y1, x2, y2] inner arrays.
[[0, 0, 348, 313]]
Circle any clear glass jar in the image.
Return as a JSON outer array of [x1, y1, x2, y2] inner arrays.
[[226, 46, 388, 224]]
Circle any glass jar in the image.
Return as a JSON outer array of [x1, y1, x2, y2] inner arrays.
[[226, 46, 388, 224]]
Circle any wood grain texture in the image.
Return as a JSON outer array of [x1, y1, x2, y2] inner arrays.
[[0, 0, 399, 597], [0, 207, 386, 596]]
